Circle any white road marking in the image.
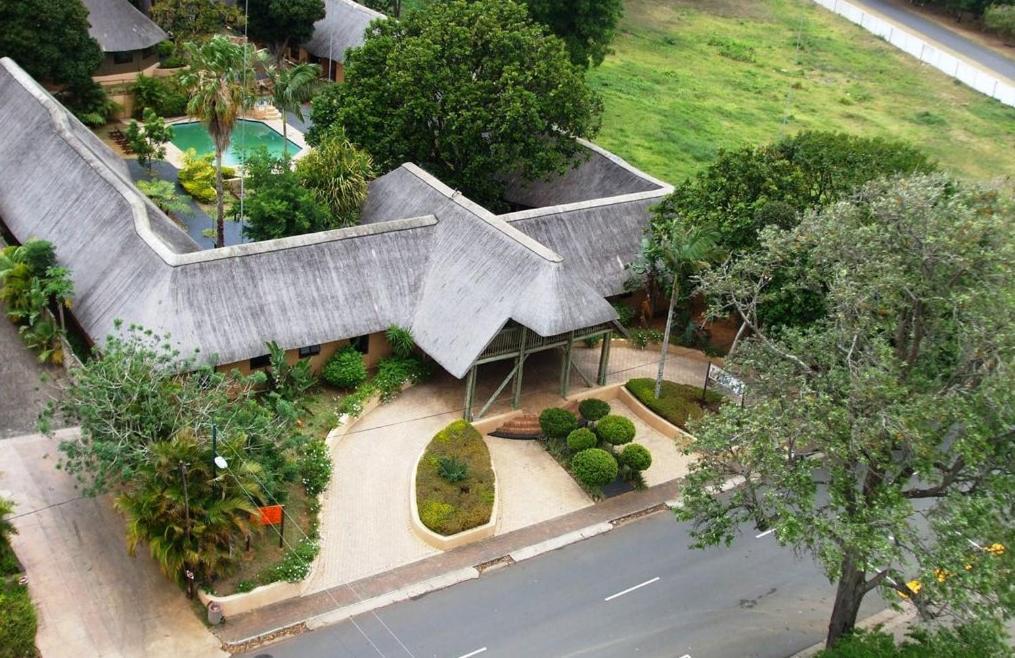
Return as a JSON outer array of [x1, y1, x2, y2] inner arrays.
[[458, 648, 487, 658], [604, 576, 660, 601], [680, 654, 692, 658], [755, 528, 775, 539]]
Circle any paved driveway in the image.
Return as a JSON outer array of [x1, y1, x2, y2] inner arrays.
[[0, 431, 227, 658], [0, 302, 63, 439]]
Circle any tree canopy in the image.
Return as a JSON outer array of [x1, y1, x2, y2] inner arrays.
[[150, 0, 244, 42], [310, 0, 603, 208], [0, 0, 103, 89], [520, 0, 624, 68], [678, 175, 1014, 647], [242, 150, 332, 241], [246, 0, 326, 59], [295, 129, 374, 228]]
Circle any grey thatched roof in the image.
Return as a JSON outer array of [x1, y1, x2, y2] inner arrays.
[[0, 57, 671, 379], [81, 0, 168, 53], [302, 0, 384, 63]]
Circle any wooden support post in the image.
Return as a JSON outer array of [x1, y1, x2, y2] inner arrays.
[[597, 330, 611, 385], [463, 364, 477, 421], [512, 327, 528, 409], [560, 332, 574, 398]]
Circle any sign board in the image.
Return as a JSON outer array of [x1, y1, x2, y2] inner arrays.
[[258, 504, 284, 526], [706, 363, 746, 405]]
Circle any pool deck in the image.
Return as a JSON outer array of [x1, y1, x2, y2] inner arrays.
[[162, 111, 311, 170]]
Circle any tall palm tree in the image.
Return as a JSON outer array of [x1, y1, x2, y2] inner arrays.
[[652, 222, 719, 398], [266, 62, 322, 157], [181, 36, 266, 248]]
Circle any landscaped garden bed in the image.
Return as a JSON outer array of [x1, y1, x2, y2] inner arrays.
[[626, 378, 722, 430], [414, 420, 495, 540]]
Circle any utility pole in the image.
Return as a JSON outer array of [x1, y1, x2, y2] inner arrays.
[[180, 462, 194, 599]]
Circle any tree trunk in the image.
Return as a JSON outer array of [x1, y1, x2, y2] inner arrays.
[[826, 555, 866, 647], [654, 281, 680, 398], [215, 148, 225, 249]]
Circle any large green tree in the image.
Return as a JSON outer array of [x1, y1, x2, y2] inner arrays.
[[295, 130, 374, 228], [312, 0, 603, 207], [521, 0, 623, 68], [0, 0, 102, 89], [150, 0, 244, 42], [241, 150, 332, 241], [246, 0, 326, 61], [264, 62, 321, 155], [678, 175, 1014, 647]]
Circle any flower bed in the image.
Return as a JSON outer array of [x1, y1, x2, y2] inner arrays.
[[415, 420, 495, 536], [625, 378, 722, 429]]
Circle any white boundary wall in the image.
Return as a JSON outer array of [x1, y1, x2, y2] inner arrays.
[[813, 0, 1015, 107]]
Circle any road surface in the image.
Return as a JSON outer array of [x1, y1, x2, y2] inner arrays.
[[239, 512, 885, 658]]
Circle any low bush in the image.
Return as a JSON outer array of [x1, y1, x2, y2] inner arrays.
[[596, 415, 636, 445], [178, 149, 218, 203], [578, 398, 611, 422], [261, 537, 318, 583], [630, 328, 664, 349], [571, 448, 618, 488], [385, 325, 415, 357], [620, 443, 652, 471], [566, 428, 598, 452], [298, 439, 332, 496], [416, 420, 494, 535], [374, 355, 430, 400], [131, 73, 188, 118], [539, 407, 577, 439], [611, 302, 636, 326], [814, 621, 1014, 657], [0, 581, 37, 658], [626, 378, 722, 428], [321, 346, 367, 389]]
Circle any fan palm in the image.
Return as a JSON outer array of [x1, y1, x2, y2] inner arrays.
[[180, 36, 266, 248], [651, 222, 720, 398], [265, 62, 321, 157]]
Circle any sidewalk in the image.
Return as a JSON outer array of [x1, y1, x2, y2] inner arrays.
[[216, 477, 683, 653]]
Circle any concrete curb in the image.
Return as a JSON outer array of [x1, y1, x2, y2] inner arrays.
[[508, 522, 613, 563]]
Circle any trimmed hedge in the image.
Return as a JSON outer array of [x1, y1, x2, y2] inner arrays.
[[626, 378, 722, 428], [0, 581, 36, 658], [620, 443, 652, 471], [566, 428, 597, 452], [596, 415, 636, 445], [322, 346, 368, 389], [539, 407, 577, 439], [571, 448, 618, 488], [416, 420, 494, 536], [578, 398, 611, 422]]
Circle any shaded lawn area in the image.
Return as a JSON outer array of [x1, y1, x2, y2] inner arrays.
[[587, 0, 1015, 183], [626, 378, 722, 429]]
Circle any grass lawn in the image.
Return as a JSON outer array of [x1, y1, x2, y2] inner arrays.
[[587, 0, 1015, 183], [627, 378, 722, 429]]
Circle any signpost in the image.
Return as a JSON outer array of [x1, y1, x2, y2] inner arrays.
[[259, 504, 285, 548], [704, 362, 746, 407]]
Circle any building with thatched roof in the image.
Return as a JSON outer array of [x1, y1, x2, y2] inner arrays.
[[295, 0, 385, 81], [0, 57, 671, 418], [80, 0, 168, 77]]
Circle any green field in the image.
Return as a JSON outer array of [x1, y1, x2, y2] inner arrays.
[[587, 0, 1015, 184]]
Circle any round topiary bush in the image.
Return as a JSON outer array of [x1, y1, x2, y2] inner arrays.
[[539, 407, 577, 439], [578, 398, 611, 422], [571, 448, 619, 488], [620, 443, 652, 471], [322, 346, 367, 389], [566, 427, 597, 452], [596, 415, 636, 445]]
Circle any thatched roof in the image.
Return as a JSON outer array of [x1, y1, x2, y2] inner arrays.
[[302, 0, 384, 63], [81, 0, 167, 53], [0, 58, 671, 378]]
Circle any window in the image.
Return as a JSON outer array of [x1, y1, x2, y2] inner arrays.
[[349, 335, 369, 354], [112, 51, 133, 65], [298, 344, 321, 357], [249, 353, 271, 369]]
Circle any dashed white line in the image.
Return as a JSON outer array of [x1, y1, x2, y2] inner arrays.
[[679, 654, 692, 658], [755, 528, 775, 539], [604, 576, 661, 601], [458, 648, 487, 658]]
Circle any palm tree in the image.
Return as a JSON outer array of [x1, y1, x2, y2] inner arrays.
[[180, 36, 266, 248], [652, 222, 719, 398], [266, 62, 321, 157]]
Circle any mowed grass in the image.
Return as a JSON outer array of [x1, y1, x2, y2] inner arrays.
[[588, 0, 1015, 183]]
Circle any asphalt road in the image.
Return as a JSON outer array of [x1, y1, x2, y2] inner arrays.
[[849, 0, 1015, 81], [240, 513, 885, 658]]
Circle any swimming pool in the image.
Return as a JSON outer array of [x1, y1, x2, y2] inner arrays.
[[170, 119, 301, 167]]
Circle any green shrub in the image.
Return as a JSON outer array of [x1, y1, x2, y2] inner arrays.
[[321, 346, 367, 389], [566, 427, 597, 452], [611, 302, 635, 326], [299, 439, 332, 496], [178, 149, 218, 203], [374, 355, 430, 400], [0, 581, 37, 658], [985, 5, 1015, 42], [578, 398, 611, 422], [385, 325, 415, 357], [235, 579, 257, 593], [815, 621, 1014, 657], [571, 448, 618, 488], [262, 537, 318, 583], [630, 328, 663, 349], [595, 415, 635, 445], [416, 420, 494, 535], [626, 378, 722, 428], [130, 73, 188, 118], [539, 407, 577, 439], [620, 443, 652, 471]]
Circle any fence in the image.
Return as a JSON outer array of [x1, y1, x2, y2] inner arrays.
[[812, 0, 1015, 107]]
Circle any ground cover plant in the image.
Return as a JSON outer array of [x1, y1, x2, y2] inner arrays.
[[627, 378, 721, 429], [416, 420, 495, 535], [586, 0, 1015, 183], [0, 580, 36, 658]]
